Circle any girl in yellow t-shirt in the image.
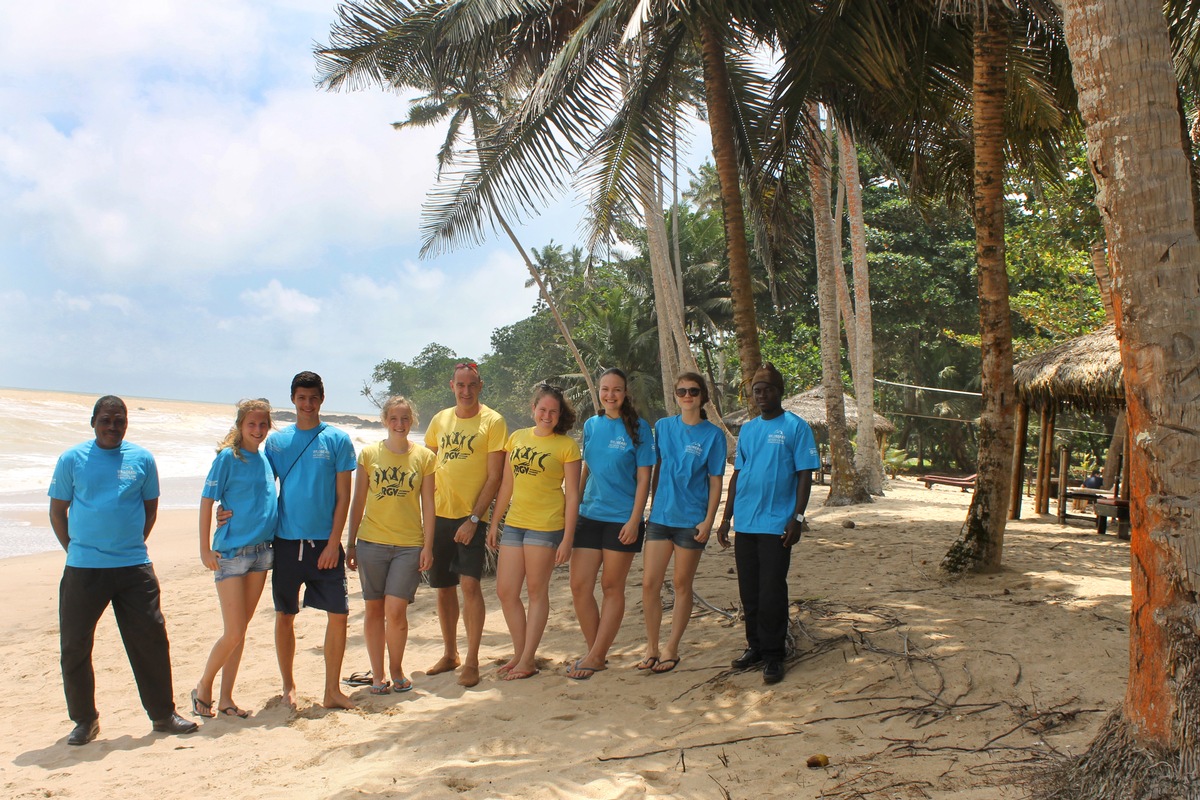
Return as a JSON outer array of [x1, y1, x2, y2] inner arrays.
[[347, 396, 435, 694], [487, 383, 581, 680]]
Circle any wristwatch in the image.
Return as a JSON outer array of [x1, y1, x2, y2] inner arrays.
[[469, 514, 481, 524], [794, 514, 805, 523]]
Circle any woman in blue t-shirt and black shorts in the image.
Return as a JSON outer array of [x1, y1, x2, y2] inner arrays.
[[566, 368, 656, 680]]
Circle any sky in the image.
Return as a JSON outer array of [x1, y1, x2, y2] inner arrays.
[[0, 0, 698, 414]]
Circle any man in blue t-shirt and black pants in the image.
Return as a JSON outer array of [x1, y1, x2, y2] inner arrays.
[[717, 364, 821, 684], [49, 396, 198, 745]]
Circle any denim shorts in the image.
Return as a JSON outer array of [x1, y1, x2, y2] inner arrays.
[[645, 522, 707, 551], [500, 525, 563, 549], [215, 541, 274, 582]]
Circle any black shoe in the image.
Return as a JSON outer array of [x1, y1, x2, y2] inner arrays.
[[151, 713, 199, 735], [763, 660, 785, 684], [67, 719, 99, 746], [732, 648, 764, 669]]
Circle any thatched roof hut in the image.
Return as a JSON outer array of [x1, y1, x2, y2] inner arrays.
[[1013, 324, 1123, 413], [722, 386, 896, 436]]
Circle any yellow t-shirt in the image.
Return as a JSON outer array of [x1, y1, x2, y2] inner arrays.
[[502, 428, 581, 531], [424, 404, 508, 520], [356, 441, 435, 547]]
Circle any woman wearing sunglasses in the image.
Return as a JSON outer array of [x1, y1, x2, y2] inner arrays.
[[638, 372, 726, 674], [487, 383, 581, 680]]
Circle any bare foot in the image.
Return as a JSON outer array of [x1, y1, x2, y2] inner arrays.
[[504, 664, 540, 681], [496, 659, 518, 677], [457, 664, 480, 687], [281, 685, 298, 708], [427, 654, 461, 675], [322, 689, 355, 709]]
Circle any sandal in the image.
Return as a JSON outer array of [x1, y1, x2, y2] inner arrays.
[[392, 677, 413, 693], [636, 656, 660, 671], [218, 706, 250, 718], [343, 671, 373, 687], [369, 681, 392, 695], [191, 688, 216, 719]]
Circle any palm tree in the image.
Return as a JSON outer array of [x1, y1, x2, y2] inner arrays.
[[1044, 0, 1200, 792], [316, 0, 599, 409]]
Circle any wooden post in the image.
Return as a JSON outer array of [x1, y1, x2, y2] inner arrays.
[[1040, 406, 1057, 514], [1056, 445, 1070, 524], [1009, 402, 1029, 519]]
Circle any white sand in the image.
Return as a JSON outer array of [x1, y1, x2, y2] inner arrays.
[[0, 472, 1129, 799]]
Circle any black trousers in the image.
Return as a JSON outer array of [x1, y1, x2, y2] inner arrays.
[[59, 564, 176, 724], [734, 532, 793, 660]]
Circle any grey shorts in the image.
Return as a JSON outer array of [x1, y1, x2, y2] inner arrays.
[[355, 540, 421, 602]]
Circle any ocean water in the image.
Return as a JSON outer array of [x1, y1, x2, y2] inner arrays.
[[0, 389, 383, 560]]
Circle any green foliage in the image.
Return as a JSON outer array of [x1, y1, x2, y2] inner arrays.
[[367, 343, 476, 426]]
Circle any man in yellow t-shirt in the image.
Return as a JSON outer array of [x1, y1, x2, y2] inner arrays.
[[422, 362, 507, 687]]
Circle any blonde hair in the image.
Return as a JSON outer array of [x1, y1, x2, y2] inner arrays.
[[218, 399, 274, 461], [380, 395, 418, 428]]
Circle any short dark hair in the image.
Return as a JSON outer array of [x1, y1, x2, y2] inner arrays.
[[291, 371, 324, 399], [91, 395, 126, 423]]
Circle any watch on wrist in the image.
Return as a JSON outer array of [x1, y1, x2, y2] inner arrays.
[[795, 513, 805, 523], [469, 514, 481, 524]]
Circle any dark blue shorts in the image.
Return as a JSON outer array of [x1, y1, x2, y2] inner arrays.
[[573, 515, 645, 553], [271, 537, 349, 615]]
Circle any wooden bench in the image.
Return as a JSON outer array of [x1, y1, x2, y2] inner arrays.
[[921, 473, 977, 492], [1095, 497, 1130, 539]]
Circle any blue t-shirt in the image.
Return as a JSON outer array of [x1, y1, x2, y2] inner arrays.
[[202, 448, 279, 555], [732, 412, 821, 535], [266, 423, 356, 540], [648, 416, 727, 528], [580, 414, 656, 523], [48, 440, 160, 568]]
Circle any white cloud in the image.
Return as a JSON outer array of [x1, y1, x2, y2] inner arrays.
[[241, 279, 322, 318]]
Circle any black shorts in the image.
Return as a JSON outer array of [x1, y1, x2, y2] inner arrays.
[[271, 537, 349, 615], [428, 516, 486, 588], [573, 515, 645, 553]]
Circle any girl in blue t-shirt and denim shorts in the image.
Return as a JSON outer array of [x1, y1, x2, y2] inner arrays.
[[639, 372, 726, 675], [194, 399, 278, 719]]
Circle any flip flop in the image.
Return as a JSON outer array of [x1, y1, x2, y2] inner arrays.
[[636, 656, 660, 671], [368, 681, 392, 695], [191, 689, 216, 718], [218, 705, 250, 718], [497, 664, 515, 677], [651, 658, 681, 674], [567, 659, 598, 680], [392, 677, 413, 693], [343, 671, 373, 687], [504, 668, 540, 681]]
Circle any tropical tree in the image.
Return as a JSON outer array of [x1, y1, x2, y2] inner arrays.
[[316, 0, 599, 409], [1035, 1, 1200, 794]]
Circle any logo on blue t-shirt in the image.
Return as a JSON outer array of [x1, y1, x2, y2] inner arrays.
[[607, 437, 628, 451], [511, 445, 549, 476], [438, 431, 479, 461], [685, 442, 705, 457], [768, 431, 786, 446]]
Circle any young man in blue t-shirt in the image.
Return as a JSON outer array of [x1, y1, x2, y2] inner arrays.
[[48, 396, 198, 745], [717, 364, 821, 684], [266, 372, 357, 709]]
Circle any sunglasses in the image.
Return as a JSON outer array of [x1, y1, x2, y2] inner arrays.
[[675, 386, 702, 398], [538, 382, 564, 395], [454, 361, 479, 372]]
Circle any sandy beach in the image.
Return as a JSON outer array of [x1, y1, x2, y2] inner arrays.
[[1, 476, 1129, 799]]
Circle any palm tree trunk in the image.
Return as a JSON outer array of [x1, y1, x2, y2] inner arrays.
[[839, 128, 883, 495], [809, 106, 869, 505], [942, 18, 1015, 574], [697, 19, 762, 402], [494, 208, 598, 412], [1053, 0, 1200, 786]]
